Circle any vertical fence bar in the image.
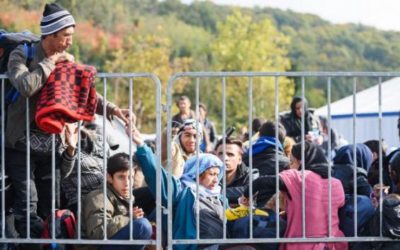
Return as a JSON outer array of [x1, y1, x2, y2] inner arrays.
[[128, 78, 134, 240], [274, 76, 280, 238], [248, 76, 254, 239], [352, 77, 358, 237], [220, 77, 227, 241], [154, 74, 163, 250], [195, 77, 200, 241], [166, 77, 173, 250], [77, 121, 82, 239], [221, 76, 227, 240], [222, 76, 229, 240], [102, 77, 108, 240], [1, 79, 5, 239], [51, 134, 56, 241], [301, 77, 306, 238], [26, 98, 31, 239], [327, 77, 332, 237], [378, 77, 383, 237]]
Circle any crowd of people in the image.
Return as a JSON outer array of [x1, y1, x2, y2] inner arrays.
[[2, 2, 400, 250]]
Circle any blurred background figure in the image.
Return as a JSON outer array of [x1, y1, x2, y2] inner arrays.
[[198, 103, 216, 152], [280, 97, 322, 144]]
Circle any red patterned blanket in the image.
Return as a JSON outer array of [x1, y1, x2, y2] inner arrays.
[[35, 62, 97, 134]]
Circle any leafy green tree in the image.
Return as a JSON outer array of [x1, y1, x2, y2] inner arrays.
[[209, 10, 294, 129], [104, 33, 191, 132]]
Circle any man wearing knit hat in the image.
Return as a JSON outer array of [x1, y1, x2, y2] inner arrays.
[[6, 3, 133, 245]]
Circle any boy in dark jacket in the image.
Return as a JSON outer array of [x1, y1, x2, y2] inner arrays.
[[83, 153, 152, 250]]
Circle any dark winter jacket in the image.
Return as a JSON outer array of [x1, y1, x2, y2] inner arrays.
[[353, 194, 400, 250], [225, 163, 259, 205], [332, 164, 372, 197], [243, 147, 290, 176], [279, 97, 321, 143], [332, 144, 373, 196]]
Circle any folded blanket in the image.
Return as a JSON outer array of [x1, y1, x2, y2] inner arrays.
[[35, 61, 97, 134]]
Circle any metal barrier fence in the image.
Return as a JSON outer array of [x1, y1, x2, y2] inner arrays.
[[0, 73, 163, 249], [166, 72, 400, 249], [0, 71, 400, 249]]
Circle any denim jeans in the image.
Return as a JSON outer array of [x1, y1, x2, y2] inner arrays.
[[100, 217, 152, 250]]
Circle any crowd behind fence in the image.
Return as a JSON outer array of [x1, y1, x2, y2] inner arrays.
[[0, 72, 400, 250]]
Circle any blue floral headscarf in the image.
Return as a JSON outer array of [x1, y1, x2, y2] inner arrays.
[[180, 153, 224, 196]]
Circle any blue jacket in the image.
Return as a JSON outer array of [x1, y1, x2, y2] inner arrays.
[[136, 144, 224, 250]]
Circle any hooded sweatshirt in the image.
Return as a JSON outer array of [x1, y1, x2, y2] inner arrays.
[[332, 144, 373, 196]]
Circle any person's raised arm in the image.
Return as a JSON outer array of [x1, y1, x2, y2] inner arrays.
[[126, 123, 181, 206], [60, 123, 79, 178]]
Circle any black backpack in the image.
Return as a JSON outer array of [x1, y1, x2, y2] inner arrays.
[[0, 30, 40, 104]]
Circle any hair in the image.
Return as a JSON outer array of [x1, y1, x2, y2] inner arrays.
[[283, 136, 296, 157], [389, 152, 400, 189], [364, 139, 387, 158], [176, 95, 190, 106], [215, 137, 244, 155], [107, 152, 138, 176], [252, 118, 266, 134], [319, 116, 328, 129], [290, 97, 310, 119], [291, 141, 329, 178], [198, 103, 207, 112], [259, 120, 286, 144]]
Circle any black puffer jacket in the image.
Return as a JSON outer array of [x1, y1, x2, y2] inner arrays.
[[225, 163, 259, 205], [243, 147, 290, 176], [353, 194, 400, 250], [332, 164, 372, 197]]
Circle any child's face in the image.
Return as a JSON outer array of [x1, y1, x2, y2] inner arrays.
[[107, 170, 135, 198]]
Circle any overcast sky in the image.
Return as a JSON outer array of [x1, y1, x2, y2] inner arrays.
[[181, 0, 400, 31]]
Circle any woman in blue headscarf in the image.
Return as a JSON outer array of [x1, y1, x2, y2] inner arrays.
[[128, 123, 225, 249]]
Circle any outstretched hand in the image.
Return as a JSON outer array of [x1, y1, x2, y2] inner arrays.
[[112, 108, 136, 126], [125, 123, 144, 146]]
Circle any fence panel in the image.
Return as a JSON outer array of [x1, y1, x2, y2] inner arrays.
[[166, 71, 400, 249], [0, 72, 162, 249]]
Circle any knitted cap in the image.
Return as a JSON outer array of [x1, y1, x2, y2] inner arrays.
[[40, 3, 75, 35]]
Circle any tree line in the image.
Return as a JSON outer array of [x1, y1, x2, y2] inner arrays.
[[2, 0, 399, 132]]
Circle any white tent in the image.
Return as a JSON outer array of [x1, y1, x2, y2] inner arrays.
[[315, 77, 400, 149]]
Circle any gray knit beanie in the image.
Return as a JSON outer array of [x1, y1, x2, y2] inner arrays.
[[40, 3, 75, 35]]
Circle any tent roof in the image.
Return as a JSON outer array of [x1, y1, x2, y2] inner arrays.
[[315, 77, 400, 116]]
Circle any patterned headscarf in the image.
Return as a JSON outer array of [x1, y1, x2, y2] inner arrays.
[[177, 119, 203, 137], [180, 153, 224, 196]]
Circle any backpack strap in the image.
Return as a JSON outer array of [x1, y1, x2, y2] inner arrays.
[[60, 209, 76, 238], [5, 43, 35, 104], [23, 42, 35, 62], [41, 215, 51, 239]]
